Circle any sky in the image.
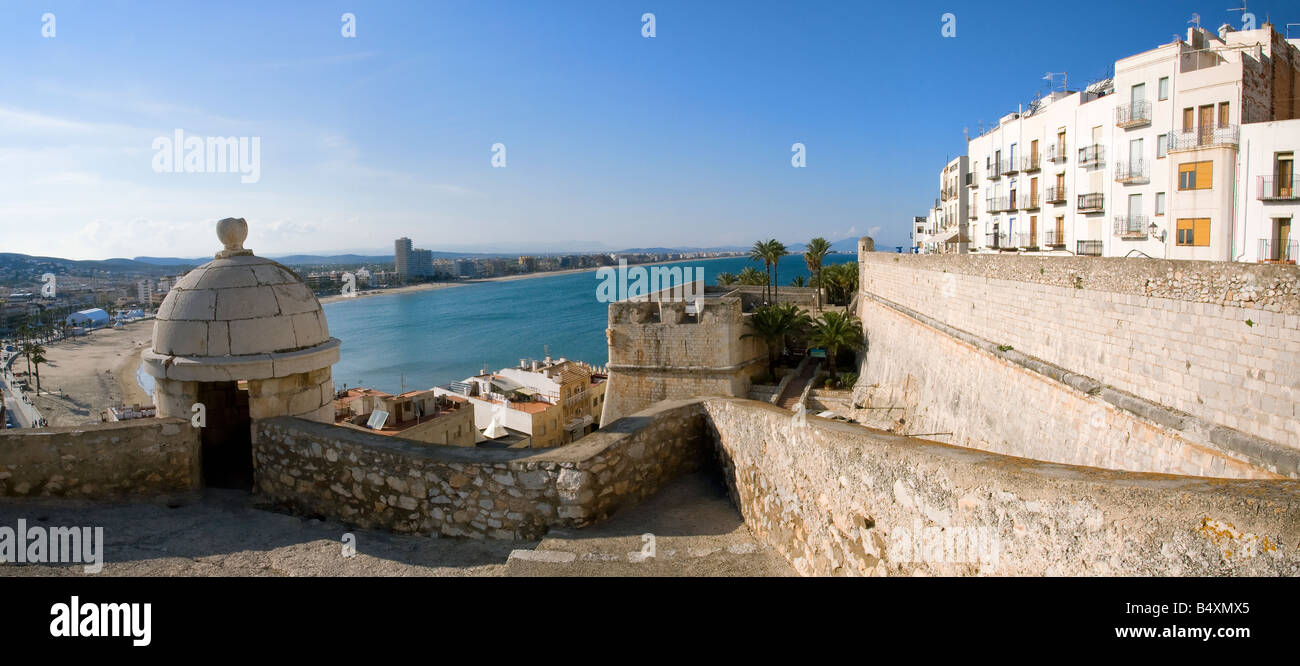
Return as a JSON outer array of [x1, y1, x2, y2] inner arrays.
[[1, 0, 1295, 260]]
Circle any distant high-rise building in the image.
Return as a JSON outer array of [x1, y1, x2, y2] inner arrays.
[[410, 249, 434, 278], [395, 237, 413, 280]]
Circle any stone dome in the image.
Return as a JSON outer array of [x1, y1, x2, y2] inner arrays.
[[144, 218, 339, 384]]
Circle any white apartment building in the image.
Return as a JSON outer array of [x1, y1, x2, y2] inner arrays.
[[1239, 119, 1299, 262], [941, 21, 1300, 262]]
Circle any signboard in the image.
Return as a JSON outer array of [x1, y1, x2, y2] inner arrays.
[[366, 410, 390, 430], [809, 348, 827, 358]]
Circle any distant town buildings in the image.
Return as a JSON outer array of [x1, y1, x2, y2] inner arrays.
[[334, 387, 477, 447], [924, 21, 1300, 263], [394, 237, 435, 281], [434, 356, 607, 448]]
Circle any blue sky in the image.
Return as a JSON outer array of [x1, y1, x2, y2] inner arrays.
[[1, 0, 1293, 259]]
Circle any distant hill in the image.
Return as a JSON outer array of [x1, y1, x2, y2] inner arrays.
[[612, 246, 748, 255], [0, 253, 196, 278]]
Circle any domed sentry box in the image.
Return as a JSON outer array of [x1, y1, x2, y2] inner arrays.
[[142, 218, 340, 488]]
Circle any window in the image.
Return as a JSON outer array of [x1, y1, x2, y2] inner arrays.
[[1182, 107, 1194, 131], [1176, 218, 1210, 246], [1218, 102, 1229, 127], [1178, 161, 1212, 190], [1157, 134, 1168, 158], [1158, 77, 1169, 100], [1155, 192, 1166, 216]]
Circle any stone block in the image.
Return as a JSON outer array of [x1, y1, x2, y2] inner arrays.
[[215, 286, 281, 320], [229, 317, 299, 354]]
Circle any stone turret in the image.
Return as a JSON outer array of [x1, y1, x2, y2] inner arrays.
[[142, 218, 340, 423]]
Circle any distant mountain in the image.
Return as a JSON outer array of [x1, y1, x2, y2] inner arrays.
[[612, 246, 748, 255], [0, 253, 196, 275], [133, 256, 204, 266]]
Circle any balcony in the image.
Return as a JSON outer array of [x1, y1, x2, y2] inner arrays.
[[1115, 100, 1151, 128], [1258, 238, 1298, 264], [1113, 215, 1149, 239], [1078, 144, 1104, 168], [964, 172, 976, 188], [1114, 160, 1149, 184], [1045, 186, 1067, 204], [968, 205, 978, 219], [1076, 240, 1103, 256], [1021, 193, 1039, 210], [1012, 232, 1035, 249], [941, 186, 959, 201], [1044, 230, 1065, 248], [1077, 193, 1104, 212], [986, 197, 1009, 213], [985, 233, 1002, 249], [987, 164, 1001, 181], [1167, 125, 1239, 152], [1258, 176, 1300, 201], [1046, 143, 1068, 163], [1021, 154, 1041, 172], [999, 158, 1017, 175]]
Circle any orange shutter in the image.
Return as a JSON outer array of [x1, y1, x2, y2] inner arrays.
[[1195, 161, 1213, 189], [1193, 218, 1211, 246]]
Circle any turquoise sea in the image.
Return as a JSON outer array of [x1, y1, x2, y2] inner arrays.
[[317, 253, 854, 395]]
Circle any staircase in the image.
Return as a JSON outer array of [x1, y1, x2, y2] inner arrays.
[[776, 359, 819, 411]]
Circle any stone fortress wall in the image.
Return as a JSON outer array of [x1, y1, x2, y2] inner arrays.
[[0, 418, 200, 498], [854, 242, 1300, 478], [600, 291, 766, 426], [248, 397, 1300, 575]]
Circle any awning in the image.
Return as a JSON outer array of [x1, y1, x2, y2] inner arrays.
[[940, 231, 973, 244]]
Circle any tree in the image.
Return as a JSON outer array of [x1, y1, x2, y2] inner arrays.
[[790, 276, 806, 287], [808, 311, 865, 380], [749, 240, 773, 302], [716, 272, 738, 286], [737, 267, 766, 286], [804, 237, 832, 311], [743, 303, 810, 378], [768, 240, 789, 303], [29, 346, 47, 395], [819, 262, 860, 305]]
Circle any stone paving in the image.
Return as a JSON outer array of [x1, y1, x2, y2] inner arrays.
[[0, 471, 792, 577]]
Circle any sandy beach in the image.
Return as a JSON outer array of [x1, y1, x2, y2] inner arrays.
[[27, 321, 154, 427]]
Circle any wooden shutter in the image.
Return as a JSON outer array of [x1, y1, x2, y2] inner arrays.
[[1193, 218, 1210, 246], [1195, 161, 1213, 189]]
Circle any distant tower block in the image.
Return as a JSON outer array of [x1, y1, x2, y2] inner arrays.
[[141, 218, 341, 487]]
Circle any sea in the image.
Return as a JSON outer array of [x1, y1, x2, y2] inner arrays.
[[140, 253, 857, 397]]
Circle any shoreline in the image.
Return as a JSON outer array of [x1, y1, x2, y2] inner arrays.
[[29, 320, 155, 426], [318, 255, 745, 305]]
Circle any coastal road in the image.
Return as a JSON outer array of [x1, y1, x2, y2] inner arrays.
[[1, 353, 38, 428]]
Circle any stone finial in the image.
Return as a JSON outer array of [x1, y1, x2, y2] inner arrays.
[[215, 217, 253, 258]]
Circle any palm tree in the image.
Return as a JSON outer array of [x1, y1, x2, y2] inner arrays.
[[804, 237, 832, 311], [29, 346, 47, 395], [808, 311, 864, 380], [790, 276, 806, 287], [737, 267, 766, 286], [768, 240, 789, 303], [716, 272, 738, 286], [743, 303, 810, 378], [749, 240, 773, 302], [819, 262, 860, 305]]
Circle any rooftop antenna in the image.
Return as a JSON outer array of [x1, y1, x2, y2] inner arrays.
[[1043, 72, 1067, 93]]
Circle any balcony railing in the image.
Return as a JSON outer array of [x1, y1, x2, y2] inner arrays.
[[1045, 185, 1067, 204], [985, 233, 1001, 249], [1021, 154, 1041, 172], [1114, 159, 1149, 184], [1076, 240, 1103, 256], [986, 197, 1009, 213], [1021, 193, 1039, 210], [1167, 125, 1239, 152], [1044, 230, 1065, 247], [1078, 144, 1104, 168], [1012, 232, 1035, 248], [999, 158, 1017, 175], [964, 172, 974, 187], [1046, 143, 1068, 162], [968, 205, 978, 219], [1077, 193, 1104, 212], [1115, 100, 1152, 128], [1259, 238, 1298, 263], [986, 163, 1001, 180], [1258, 175, 1300, 201], [1113, 215, 1149, 238]]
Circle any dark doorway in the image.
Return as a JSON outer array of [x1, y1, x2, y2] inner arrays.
[[195, 381, 253, 490]]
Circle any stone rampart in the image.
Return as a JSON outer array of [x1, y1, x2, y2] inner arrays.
[[0, 418, 200, 498]]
